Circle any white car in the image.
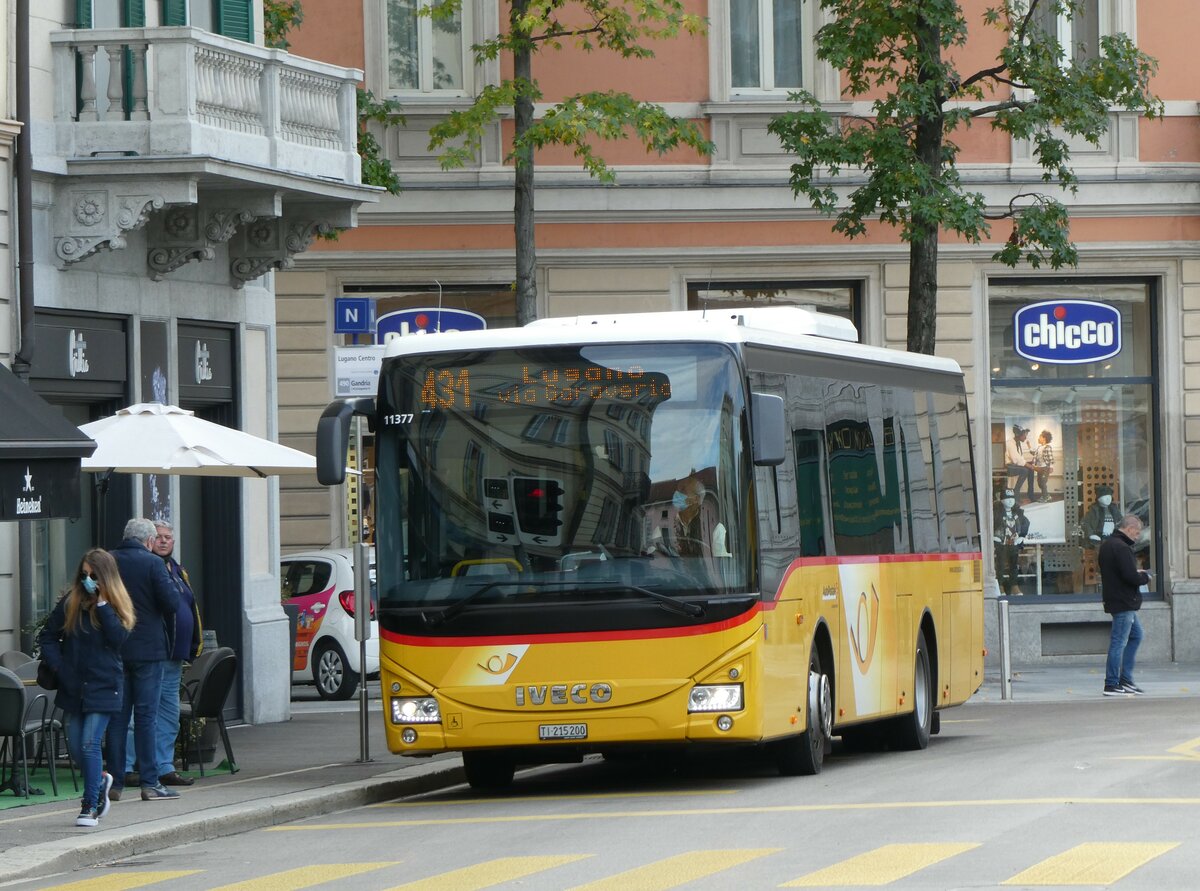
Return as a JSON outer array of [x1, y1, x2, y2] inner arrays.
[[281, 548, 379, 700]]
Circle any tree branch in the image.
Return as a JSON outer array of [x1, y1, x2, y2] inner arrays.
[[969, 98, 1032, 117]]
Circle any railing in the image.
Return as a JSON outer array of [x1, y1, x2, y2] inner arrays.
[[50, 27, 361, 182]]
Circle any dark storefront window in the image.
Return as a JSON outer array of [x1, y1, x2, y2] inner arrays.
[[989, 280, 1157, 599]]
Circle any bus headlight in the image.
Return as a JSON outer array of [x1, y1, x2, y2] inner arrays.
[[391, 697, 441, 724], [688, 684, 743, 713]]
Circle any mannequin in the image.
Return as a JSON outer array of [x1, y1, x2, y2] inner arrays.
[[1082, 484, 1123, 549], [993, 487, 1030, 595]]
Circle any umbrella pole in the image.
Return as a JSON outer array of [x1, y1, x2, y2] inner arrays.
[[95, 470, 112, 547]]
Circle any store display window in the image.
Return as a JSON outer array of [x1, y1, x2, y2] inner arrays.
[[687, 281, 861, 335], [988, 280, 1157, 599]]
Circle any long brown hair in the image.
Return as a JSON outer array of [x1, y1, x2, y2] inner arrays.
[[64, 548, 136, 633]]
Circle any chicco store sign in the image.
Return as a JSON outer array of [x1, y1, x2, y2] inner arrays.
[[1013, 300, 1121, 365]]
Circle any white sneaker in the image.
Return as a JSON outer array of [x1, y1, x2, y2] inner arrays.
[[75, 806, 99, 827], [98, 772, 113, 819]]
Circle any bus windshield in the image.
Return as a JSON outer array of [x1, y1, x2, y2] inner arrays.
[[373, 342, 755, 635]]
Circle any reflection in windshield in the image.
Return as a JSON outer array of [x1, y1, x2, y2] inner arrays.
[[374, 343, 753, 620]]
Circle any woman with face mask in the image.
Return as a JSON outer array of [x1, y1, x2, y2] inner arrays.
[[38, 548, 136, 828]]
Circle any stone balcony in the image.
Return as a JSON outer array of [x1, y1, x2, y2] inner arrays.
[[48, 26, 376, 285]]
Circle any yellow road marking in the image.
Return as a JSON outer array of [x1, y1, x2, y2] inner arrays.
[[35, 872, 200, 890], [377, 790, 739, 807], [783, 843, 979, 886], [1167, 736, 1200, 759], [207, 862, 398, 890], [268, 796, 1200, 830], [383, 854, 589, 890], [1004, 842, 1178, 885], [569, 849, 781, 890]]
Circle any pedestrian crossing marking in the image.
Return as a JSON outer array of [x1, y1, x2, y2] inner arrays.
[[33, 872, 200, 890], [782, 842, 979, 886], [383, 854, 590, 890], [1003, 842, 1179, 885], [206, 862, 399, 890], [568, 848, 782, 890]]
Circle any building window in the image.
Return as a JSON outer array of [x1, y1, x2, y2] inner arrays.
[[729, 0, 808, 93], [1033, 0, 1101, 65], [687, 281, 861, 337], [988, 279, 1157, 599], [386, 0, 468, 94]]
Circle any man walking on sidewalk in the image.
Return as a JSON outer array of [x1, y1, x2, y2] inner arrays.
[[1099, 514, 1152, 697]]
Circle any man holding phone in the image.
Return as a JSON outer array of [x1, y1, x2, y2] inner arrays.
[[1098, 514, 1152, 697]]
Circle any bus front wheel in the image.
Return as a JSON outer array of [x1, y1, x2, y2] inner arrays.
[[463, 751, 516, 790], [774, 648, 832, 776], [889, 629, 933, 750]]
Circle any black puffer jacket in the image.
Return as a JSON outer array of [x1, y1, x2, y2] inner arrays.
[[1098, 530, 1149, 615], [38, 597, 129, 715]]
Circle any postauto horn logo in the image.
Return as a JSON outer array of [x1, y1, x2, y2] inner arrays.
[[1013, 300, 1121, 365]]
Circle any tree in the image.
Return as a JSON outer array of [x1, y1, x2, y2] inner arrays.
[[767, 0, 1162, 355], [428, 0, 713, 325]]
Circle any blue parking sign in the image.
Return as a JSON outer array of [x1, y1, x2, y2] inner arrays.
[[334, 298, 372, 334]]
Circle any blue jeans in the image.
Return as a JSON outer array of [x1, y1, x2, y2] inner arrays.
[[106, 660, 164, 789], [1105, 610, 1144, 688], [66, 711, 111, 811], [124, 661, 183, 777]]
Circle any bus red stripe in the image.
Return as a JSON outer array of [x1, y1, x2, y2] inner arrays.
[[380, 603, 761, 647]]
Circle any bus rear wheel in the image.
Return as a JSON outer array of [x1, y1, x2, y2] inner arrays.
[[462, 751, 516, 790], [889, 629, 933, 751], [774, 648, 832, 776]]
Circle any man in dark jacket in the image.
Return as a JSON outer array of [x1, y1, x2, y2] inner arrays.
[[1098, 514, 1152, 697], [151, 521, 202, 786], [105, 518, 181, 800]]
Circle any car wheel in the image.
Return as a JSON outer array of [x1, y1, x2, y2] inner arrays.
[[313, 639, 358, 700], [462, 751, 515, 790]]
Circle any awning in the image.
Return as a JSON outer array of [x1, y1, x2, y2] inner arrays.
[[0, 362, 96, 520]]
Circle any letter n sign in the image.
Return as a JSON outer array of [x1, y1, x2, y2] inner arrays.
[[334, 298, 373, 335]]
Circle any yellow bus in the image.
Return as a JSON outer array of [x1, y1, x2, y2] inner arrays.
[[316, 307, 984, 789]]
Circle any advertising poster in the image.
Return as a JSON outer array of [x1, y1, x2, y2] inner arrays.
[[1000, 414, 1065, 544]]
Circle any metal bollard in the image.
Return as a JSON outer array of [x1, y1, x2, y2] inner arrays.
[[997, 597, 1012, 700]]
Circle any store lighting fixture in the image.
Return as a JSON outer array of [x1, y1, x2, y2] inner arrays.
[[1065, 389, 1077, 404], [1031, 390, 1042, 406], [1104, 387, 1116, 403], [1030, 363, 1040, 371]]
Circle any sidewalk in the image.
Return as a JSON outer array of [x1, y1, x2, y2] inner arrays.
[[2, 665, 1199, 884]]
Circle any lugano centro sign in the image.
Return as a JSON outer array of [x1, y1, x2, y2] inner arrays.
[[1013, 300, 1122, 365]]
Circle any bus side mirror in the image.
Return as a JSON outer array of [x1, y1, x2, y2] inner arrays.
[[751, 393, 786, 467], [316, 398, 375, 486]]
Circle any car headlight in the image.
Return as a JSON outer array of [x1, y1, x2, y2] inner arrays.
[[391, 697, 441, 724], [688, 684, 743, 713]]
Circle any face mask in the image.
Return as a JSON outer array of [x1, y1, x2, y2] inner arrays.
[[81, 575, 99, 596], [1098, 495, 1112, 507], [1002, 498, 1015, 509], [672, 490, 689, 511]]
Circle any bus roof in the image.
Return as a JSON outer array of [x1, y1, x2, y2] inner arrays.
[[381, 306, 963, 376]]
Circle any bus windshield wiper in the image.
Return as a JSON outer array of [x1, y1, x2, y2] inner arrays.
[[420, 578, 704, 625]]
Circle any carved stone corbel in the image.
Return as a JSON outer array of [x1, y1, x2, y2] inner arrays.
[[228, 215, 336, 289], [54, 189, 166, 265], [146, 205, 255, 280]]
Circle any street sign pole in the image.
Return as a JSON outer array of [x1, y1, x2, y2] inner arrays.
[[354, 540, 372, 762]]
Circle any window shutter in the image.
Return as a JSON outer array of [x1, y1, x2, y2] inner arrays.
[[123, 0, 146, 26], [162, 0, 187, 26], [75, 0, 93, 28], [216, 0, 253, 42]]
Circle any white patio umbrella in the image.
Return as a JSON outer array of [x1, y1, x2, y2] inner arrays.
[[79, 402, 316, 478]]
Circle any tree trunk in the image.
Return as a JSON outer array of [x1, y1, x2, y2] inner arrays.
[[907, 12, 944, 356], [512, 0, 537, 325]]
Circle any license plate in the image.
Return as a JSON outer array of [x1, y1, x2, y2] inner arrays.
[[539, 723, 587, 740]]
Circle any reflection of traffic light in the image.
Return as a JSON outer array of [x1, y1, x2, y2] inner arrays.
[[512, 477, 564, 539]]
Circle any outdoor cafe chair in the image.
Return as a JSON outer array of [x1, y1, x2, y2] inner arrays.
[[0, 665, 55, 798], [178, 647, 239, 777], [14, 661, 75, 793]]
